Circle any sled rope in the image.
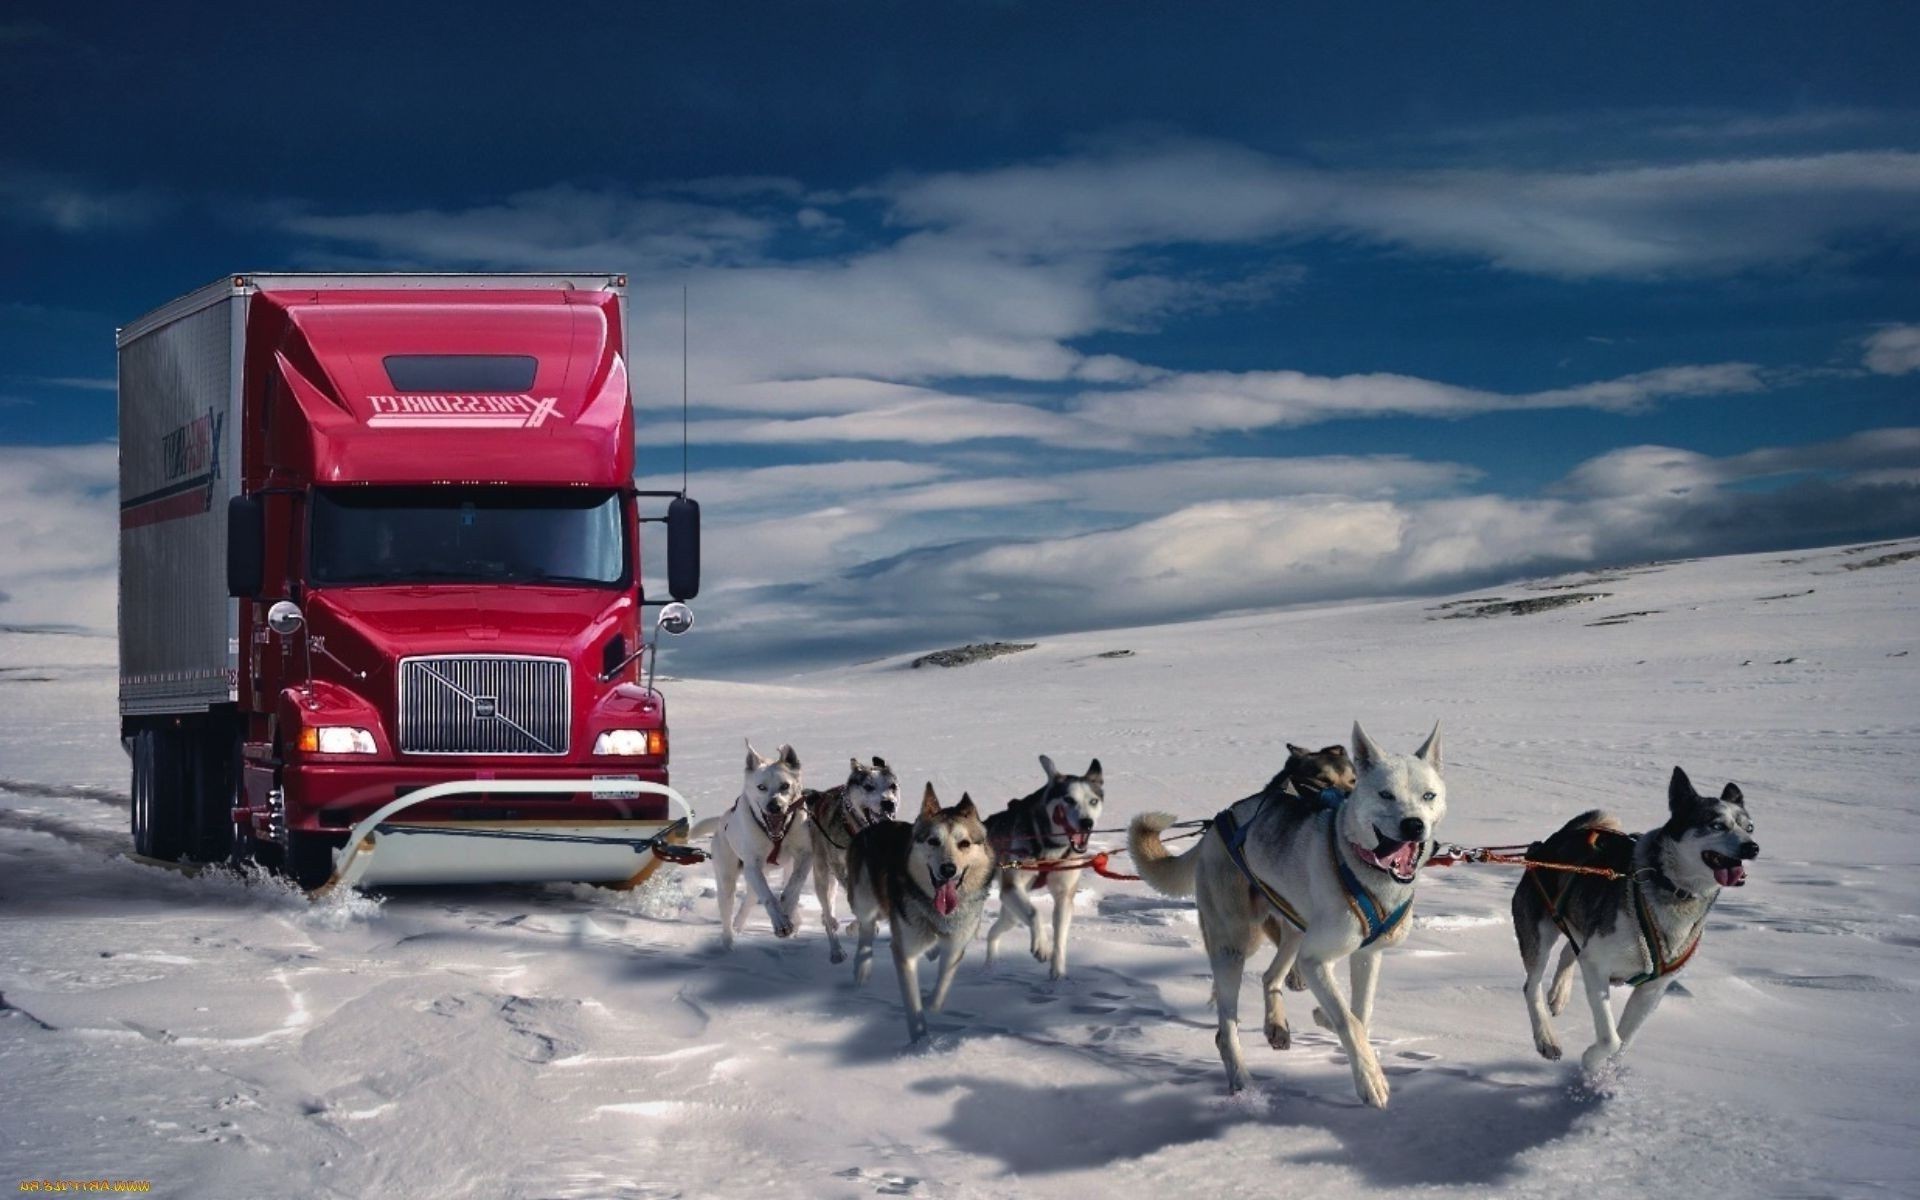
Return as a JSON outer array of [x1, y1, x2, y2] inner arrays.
[[1425, 843, 1629, 879], [999, 850, 1141, 881]]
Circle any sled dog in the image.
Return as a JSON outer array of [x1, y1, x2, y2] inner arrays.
[[699, 741, 811, 949], [847, 784, 994, 1042], [802, 756, 901, 963], [1129, 722, 1446, 1106], [1273, 742, 1358, 810], [983, 755, 1105, 980], [1513, 766, 1758, 1073], [1273, 741, 1359, 991]]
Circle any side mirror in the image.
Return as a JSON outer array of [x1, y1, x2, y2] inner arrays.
[[666, 496, 700, 601], [226, 495, 265, 598], [656, 601, 694, 637], [266, 600, 305, 637]]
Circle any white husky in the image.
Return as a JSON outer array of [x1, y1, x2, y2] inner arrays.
[[1129, 722, 1447, 1106], [696, 741, 811, 949]]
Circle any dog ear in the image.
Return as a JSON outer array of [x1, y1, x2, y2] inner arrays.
[[921, 783, 942, 819], [1039, 754, 1060, 781], [954, 793, 978, 820], [1668, 766, 1699, 814], [1721, 781, 1745, 808], [1324, 745, 1348, 759], [1286, 743, 1309, 759], [1415, 721, 1442, 770], [872, 755, 888, 771], [1351, 723, 1384, 773], [1084, 758, 1102, 786], [849, 756, 863, 776], [745, 740, 766, 770], [779, 744, 801, 769]]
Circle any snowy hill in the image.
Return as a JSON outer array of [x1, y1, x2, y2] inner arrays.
[[2, 541, 1916, 1198]]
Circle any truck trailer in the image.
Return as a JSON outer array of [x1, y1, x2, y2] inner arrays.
[[117, 273, 701, 891]]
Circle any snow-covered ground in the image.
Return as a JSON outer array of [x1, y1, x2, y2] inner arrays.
[[2, 541, 1917, 1199]]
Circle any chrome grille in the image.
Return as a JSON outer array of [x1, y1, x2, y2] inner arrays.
[[398, 655, 570, 755]]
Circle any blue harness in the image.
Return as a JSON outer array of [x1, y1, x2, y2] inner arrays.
[[1214, 789, 1413, 948]]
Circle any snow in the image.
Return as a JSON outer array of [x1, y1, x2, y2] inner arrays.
[[2, 541, 1917, 1198]]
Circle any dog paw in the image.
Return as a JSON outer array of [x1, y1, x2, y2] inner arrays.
[[1311, 1007, 1334, 1031], [830, 947, 847, 965], [1226, 1068, 1252, 1094], [1535, 1036, 1561, 1060], [1030, 939, 1053, 963], [1356, 1068, 1390, 1108], [1580, 1043, 1619, 1074], [1284, 968, 1306, 992], [1048, 963, 1067, 982], [1265, 1021, 1291, 1050], [772, 918, 795, 939]]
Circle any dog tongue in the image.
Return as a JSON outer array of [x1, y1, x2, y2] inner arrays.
[[1360, 840, 1420, 876], [934, 879, 960, 916], [1714, 862, 1747, 887], [1383, 841, 1419, 875]]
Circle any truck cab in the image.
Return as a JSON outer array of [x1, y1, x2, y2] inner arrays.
[[119, 274, 699, 890]]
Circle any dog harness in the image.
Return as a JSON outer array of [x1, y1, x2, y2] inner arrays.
[[745, 799, 802, 865], [1527, 835, 1713, 985], [1214, 799, 1412, 947], [805, 786, 878, 852], [1330, 844, 1414, 948]]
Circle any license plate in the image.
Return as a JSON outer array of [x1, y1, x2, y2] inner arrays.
[[593, 774, 641, 799]]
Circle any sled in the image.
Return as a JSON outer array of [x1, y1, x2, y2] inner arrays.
[[311, 778, 697, 896]]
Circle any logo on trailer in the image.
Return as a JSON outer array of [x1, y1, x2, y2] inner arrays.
[[121, 407, 224, 529], [365, 394, 560, 429]]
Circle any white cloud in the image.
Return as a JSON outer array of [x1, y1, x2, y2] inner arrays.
[[0, 169, 168, 233], [1074, 362, 1763, 440], [1863, 325, 1920, 376], [732, 427, 1920, 662], [283, 183, 780, 272], [0, 443, 118, 631]]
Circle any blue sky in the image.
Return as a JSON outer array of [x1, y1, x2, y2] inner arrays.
[[2, 3, 1918, 669]]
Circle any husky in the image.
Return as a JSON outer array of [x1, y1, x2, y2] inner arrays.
[[1513, 766, 1758, 1074], [982, 755, 1104, 980], [1274, 742, 1358, 809], [697, 741, 811, 949], [1129, 722, 1446, 1106], [801, 756, 901, 963], [847, 784, 995, 1042], [1273, 741, 1359, 991]]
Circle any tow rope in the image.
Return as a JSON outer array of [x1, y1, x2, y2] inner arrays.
[[999, 850, 1141, 881]]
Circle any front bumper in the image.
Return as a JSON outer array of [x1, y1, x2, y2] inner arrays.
[[321, 778, 693, 892], [285, 761, 672, 831]]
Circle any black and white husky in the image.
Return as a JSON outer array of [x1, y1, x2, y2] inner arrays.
[[694, 741, 811, 949], [801, 756, 900, 963], [983, 755, 1104, 980], [1513, 766, 1759, 1073], [1129, 723, 1446, 1106], [847, 784, 996, 1042]]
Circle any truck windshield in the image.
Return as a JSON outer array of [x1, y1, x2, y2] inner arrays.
[[310, 487, 627, 587]]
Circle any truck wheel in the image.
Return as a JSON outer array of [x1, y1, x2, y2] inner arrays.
[[131, 728, 187, 861], [284, 832, 341, 893], [183, 728, 236, 863]]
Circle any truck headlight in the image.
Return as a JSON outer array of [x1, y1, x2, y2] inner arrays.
[[300, 726, 378, 755], [594, 729, 664, 756]]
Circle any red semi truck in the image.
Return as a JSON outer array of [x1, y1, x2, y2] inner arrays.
[[118, 273, 700, 891]]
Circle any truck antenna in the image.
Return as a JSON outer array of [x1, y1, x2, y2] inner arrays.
[[681, 284, 689, 495]]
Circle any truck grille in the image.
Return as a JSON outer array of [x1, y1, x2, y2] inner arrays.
[[397, 656, 570, 755]]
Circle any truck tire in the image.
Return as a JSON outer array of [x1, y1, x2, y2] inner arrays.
[[284, 832, 340, 893], [183, 727, 236, 863], [131, 728, 187, 861]]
